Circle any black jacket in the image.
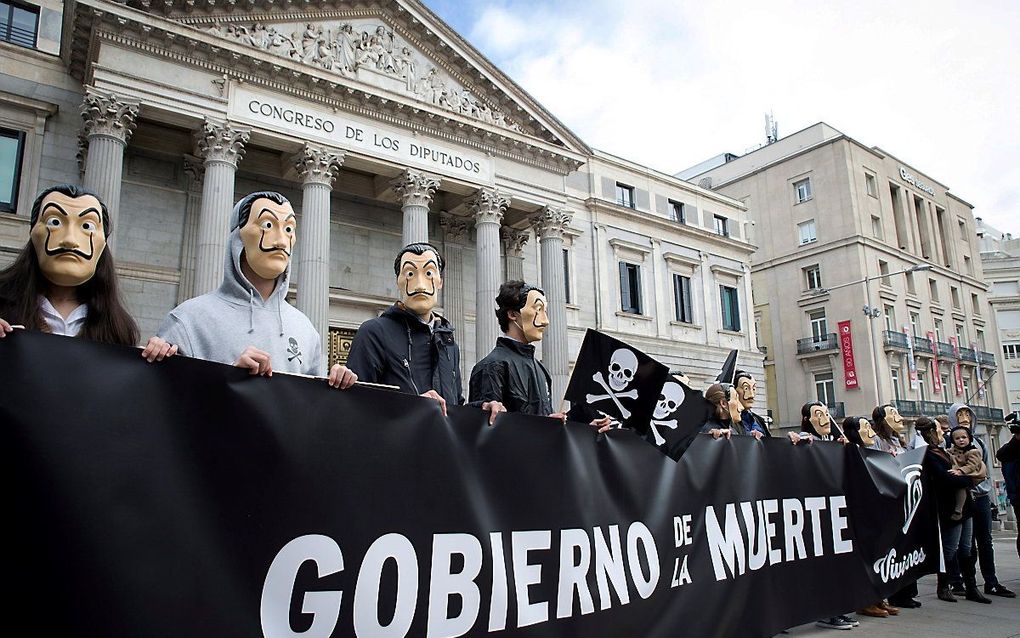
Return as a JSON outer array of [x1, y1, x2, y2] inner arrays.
[[346, 304, 464, 405], [924, 446, 974, 527], [469, 337, 553, 416]]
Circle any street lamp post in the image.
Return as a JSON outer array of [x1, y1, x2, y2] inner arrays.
[[810, 263, 932, 408]]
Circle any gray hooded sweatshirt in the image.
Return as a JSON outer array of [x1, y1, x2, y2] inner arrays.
[[157, 202, 323, 375], [948, 402, 990, 497]]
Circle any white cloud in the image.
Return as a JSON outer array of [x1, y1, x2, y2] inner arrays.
[[457, 0, 1020, 234]]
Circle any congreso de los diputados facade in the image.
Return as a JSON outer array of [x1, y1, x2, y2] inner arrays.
[[0, 0, 762, 403]]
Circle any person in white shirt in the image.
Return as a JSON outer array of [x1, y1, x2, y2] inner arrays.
[[0, 184, 161, 355]]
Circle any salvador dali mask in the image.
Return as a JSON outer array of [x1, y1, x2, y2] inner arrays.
[[239, 197, 296, 280], [956, 407, 973, 429], [884, 405, 905, 434], [810, 404, 832, 436], [515, 288, 549, 344], [735, 374, 756, 411], [30, 191, 107, 287], [398, 249, 443, 320], [858, 418, 876, 446]]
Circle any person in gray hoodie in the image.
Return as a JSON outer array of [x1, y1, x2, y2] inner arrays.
[[156, 191, 355, 388], [944, 402, 1015, 600]]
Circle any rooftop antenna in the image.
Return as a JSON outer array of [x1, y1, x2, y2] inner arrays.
[[765, 111, 778, 144]]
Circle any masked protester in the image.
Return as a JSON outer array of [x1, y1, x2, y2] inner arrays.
[[346, 242, 503, 422], [943, 403, 1014, 600], [700, 383, 761, 440], [732, 370, 772, 437], [470, 281, 556, 417], [0, 184, 140, 347], [155, 191, 355, 388], [871, 403, 907, 456]]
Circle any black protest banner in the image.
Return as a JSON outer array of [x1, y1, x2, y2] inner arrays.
[[564, 329, 670, 431], [0, 332, 939, 638]]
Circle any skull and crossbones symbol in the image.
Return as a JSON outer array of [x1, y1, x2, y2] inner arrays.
[[649, 381, 686, 446], [586, 348, 639, 420], [287, 337, 302, 364]]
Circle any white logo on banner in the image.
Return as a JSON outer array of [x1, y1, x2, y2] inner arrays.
[[900, 463, 923, 534]]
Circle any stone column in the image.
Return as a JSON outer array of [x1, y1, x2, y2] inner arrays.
[[501, 226, 529, 281], [469, 189, 510, 364], [79, 89, 139, 251], [193, 119, 250, 295], [392, 169, 440, 246], [177, 155, 204, 303], [531, 206, 573, 404], [293, 144, 345, 353], [441, 213, 471, 379]]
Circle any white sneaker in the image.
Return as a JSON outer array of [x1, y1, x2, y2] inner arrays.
[[837, 614, 860, 627]]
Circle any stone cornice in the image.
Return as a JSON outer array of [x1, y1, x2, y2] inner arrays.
[[71, 0, 586, 175]]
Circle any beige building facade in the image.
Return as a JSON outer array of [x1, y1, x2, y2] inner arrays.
[[977, 219, 1020, 417], [686, 123, 1006, 439], [0, 0, 762, 405]]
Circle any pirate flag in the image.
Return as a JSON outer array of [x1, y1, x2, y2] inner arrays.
[[564, 329, 670, 432], [646, 377, 713, 460], [716, 348, 738, 384]]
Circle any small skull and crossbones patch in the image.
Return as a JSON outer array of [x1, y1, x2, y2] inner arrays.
[[287, 337, 302, 364]]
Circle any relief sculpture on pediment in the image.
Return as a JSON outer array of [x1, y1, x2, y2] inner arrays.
[[205, 19, 523, 132]]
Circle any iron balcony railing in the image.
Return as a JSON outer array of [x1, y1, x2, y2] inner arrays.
[[937, 341, 956, 358], [919, 400, 951, 417], [912, 336, 936, 355], [959, 347, 978, 363], [882, 330, 910, 349], [977, 351, 997, 367], [797, 333, 838, 354], [891, 399, 918, 416]]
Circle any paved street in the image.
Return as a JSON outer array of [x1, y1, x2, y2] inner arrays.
[[789, 534, 1020, 637]]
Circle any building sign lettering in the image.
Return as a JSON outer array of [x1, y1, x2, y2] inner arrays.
[[898, 167, 936, 196], [230, 86, 493, 184]]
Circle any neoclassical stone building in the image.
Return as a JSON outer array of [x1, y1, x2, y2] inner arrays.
[[0, 0, 761, 405]]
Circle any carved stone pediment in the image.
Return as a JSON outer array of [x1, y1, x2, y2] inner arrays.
[[192, 16, 525, 133]]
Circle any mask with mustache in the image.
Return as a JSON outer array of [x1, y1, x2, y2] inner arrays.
[[30, 192, 107, 287], [397, 250, 443, 320], [239, 198, 296, 281], [513, 288, 549, 343]]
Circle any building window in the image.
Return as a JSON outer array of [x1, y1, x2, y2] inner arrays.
[[0, 128, 24, 213], [615, 183, 634, 208], [950, 286, 961, 309], [941, 374, 950, 403], [955, 323, 966, 345], [798, 219, 817, 245], [963, 254, 973, 275], [909, 311, 920, 337], [934, 318, 944, 343], [713, 214, 729, 237], [814, 372, 835, 406], [971, 292, 980, 315], [928, 279, 939, 303], [865, 172, 878, 197], [804, 264, 822, 290], [720, 285, 741, 331], [809, 309, 828, 341], [562, 248, 571, 304], [905, 271, 916, 295], [0, 1, 38, 48], [672, 273, 693, 323], [1004, 344, 1020, 360], [794, 178, 813, 203], [668, 199, 685, 223], [917, 371, 927, 401], [619, 262, 642, 314], [884, 304, 896, 332], [871, 215, 883, 240], [878, 259, 890, 286], [976, 329, 985, 350], [891, 369, 901, 402]]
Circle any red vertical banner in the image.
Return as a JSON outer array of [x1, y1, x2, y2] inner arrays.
[[949, 336, 964, 396], [838, 320, 859, 390], [927, 331, 942, 394]]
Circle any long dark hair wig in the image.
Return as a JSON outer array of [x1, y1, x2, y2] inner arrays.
[[0, 184, 138, 346], [871, 403, 902, 445]]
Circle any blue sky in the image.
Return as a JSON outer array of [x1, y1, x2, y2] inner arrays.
[[422, 0, 1020, 237]]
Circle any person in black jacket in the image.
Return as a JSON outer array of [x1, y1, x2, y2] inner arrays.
[[996, 418, 1020, 558], [347, 242, 503, 422], [916, 417, 978, 603], [469, 281, 558, 417]]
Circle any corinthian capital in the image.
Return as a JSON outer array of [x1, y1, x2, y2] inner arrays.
[[391, 169, 440, 207], [501, 226, 530, 256], [195, 119, 250, 167], [80, 90, 139, 143], [293, 144, 345, 187], [467, 188, 510, 225], [531, 206, 573, 239], [440, 213, 470, 242]]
